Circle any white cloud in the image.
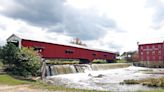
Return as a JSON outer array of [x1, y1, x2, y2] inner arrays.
[[0, 0, 163, 53], [0, 14, 72, 46], [67, 0, 162, 53]]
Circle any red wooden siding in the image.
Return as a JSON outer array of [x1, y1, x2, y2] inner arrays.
[[21, 39, 116, 62]]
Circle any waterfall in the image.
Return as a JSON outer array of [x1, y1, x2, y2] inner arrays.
[[46, 63, 132, 76]]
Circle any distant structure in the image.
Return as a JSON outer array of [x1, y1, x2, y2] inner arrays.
[[7, 34, 116, 64], [138, 38, 164, 67], [121, 51, 139, 62]]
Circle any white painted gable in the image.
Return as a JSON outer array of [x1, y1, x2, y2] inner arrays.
[[7, 34, 21, 42]]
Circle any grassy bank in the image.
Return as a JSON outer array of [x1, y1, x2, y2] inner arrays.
[[121, 77, 164, 87], [137, 90, 164, 92], [0, 74, 107, 92], [0, 74, 33, 85], [121, 77, 164, 92]]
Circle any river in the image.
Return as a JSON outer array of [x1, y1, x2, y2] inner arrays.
[[46, 66, 164, 92]]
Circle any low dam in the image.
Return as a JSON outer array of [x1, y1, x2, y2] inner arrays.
[[46, 63, 132, 76]]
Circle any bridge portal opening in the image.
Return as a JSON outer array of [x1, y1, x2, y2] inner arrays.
[[8, 41, 19, 47]]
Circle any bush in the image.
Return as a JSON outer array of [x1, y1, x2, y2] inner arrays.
[[0, 43, 41, 77], [14, 47, 41, 77], [92, 60, 107, 64]]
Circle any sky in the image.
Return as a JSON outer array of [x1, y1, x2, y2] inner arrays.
[[0, 0, 164, 54]]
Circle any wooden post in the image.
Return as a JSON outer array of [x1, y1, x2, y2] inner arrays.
[[41, 59, 46, 80]]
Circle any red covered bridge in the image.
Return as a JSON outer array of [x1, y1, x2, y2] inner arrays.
[[7, 34, 116, 63]]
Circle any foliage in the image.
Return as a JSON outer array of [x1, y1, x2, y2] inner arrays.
[[70, 38, 87, 46], [13, 47, 41, 77], [0, 43, 41, 77], [120, 79, 139, 84], [0, 59, 3, 67], [116, 59, 127, 63], [46, 59, 79, 65], [92, 59, 107, 64], [0, 43, 19, 65]]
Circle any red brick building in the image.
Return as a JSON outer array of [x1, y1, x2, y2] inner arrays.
[[138, 38, 164, 67]]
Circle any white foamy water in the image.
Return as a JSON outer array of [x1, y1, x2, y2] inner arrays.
[[46, 66, 164, 92]]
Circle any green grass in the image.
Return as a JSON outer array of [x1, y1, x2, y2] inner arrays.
[[32, 83, 107, 92], [116, 59, 127, 63], [0, 74, 107, 92], [137, 89, 164, 92], [0, 74, 33, 85]]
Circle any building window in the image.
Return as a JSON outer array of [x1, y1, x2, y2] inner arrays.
[[146, 46, 149, 49], [141, 46, 143, 50], [65, 49, 74, 54], [141, 52, 143, 55], [146, 51, 149, 55], [152, 51, 155, 55], [92, 53, 96, 57], [152, 45, 155, 49], [158, 45, 161, 49], [33, 46, 44, 53], [104, 55, 107, 57], [158, 51, 161, 55]]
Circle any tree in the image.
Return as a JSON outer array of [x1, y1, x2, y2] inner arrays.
[[0, 43, 19, 66], [0, 46, 3, 67], [70, 38, 87, 46], [0, 43, 41, 77], [15, 47, 41, 77]]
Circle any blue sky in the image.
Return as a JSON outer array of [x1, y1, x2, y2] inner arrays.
[[0, 0, 164, 53]]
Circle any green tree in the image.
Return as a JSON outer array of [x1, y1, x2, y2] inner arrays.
[[0, 43, 41, 77], [0, 43, 19, 66], [15, 47, 41, 77], [0, 46, 3, 67]]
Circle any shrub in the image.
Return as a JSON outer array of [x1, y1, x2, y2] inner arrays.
[[0, 43, 41, 77], [13, 47, 41, 77]]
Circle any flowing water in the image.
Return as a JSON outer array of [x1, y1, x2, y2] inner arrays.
[[46, 65, 164, 92], [46, 63, 131, 76]]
